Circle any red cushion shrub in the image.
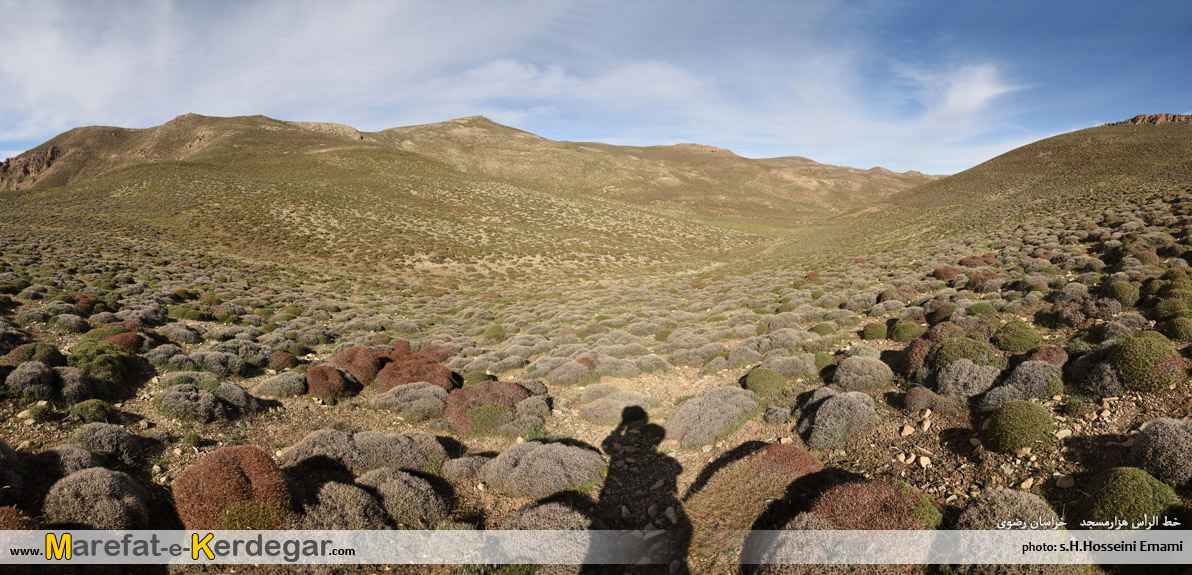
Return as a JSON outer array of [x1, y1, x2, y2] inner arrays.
[[901, 338, 932, 376], [1026, 345, 1068, 366], [965, 272, 1004, 291], [415, 344, 454, 363], [810, 480, 939, 530], [444, 381, 531, 436], [0, 506, 39, 529], [268, 351, 299, 371], [749, 444, 822, 479], [305, 365, 362, 399], [173, 445, 292, 530], [375, 351, 458, 392], [331, 346, 385, 385], [931, 267, 962, 281], [106, 332, 143, 352]]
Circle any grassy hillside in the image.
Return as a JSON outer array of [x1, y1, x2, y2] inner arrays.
[[2, 113, 1191, 284], [884, 117, 1192, 236], [377, 116, 935, 223], [0, 114, 771, 281], [0, 113, 935, 283]]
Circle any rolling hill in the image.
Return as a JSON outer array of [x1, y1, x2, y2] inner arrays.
[[880, 113, 1192, 236], [1, 113, 1190, 282], [0, 113, 932, 280]]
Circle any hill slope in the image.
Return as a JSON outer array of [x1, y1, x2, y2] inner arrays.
[[884, 114, 1192, 234], [0, 113, 933, 280], [2, 113, 1190, 281], [376, 116, 935, 223]]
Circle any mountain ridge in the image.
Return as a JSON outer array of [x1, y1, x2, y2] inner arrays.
[[2, 112, 1190, 278]]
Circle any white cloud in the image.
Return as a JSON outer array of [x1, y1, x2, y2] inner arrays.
[[897, 63, 1024, 136], [0, 0, 1042, 174], [0, 0, 567, 138], [0, 150, 25, 161]]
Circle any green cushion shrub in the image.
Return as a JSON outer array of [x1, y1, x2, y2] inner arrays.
[[1108, 332, 1185, 392], [861, 323, 887, 340], [889, 322, 926, 343], [1075, 467, 1183, 528], [743, 367, 785, 398], [983, 400, 1053, 453], [992, 321, 1042, 353]]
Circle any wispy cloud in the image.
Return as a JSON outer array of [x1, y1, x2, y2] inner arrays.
[[0, 0, 1082, 174]]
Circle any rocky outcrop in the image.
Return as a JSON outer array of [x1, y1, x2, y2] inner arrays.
[[0, 146, 61, 191], [673, 143, 735, 155], [1107, 114, 1192, 126], [287, 122, 364, 140]]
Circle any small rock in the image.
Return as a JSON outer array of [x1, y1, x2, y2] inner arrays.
[[152, 464, 163, 474], [1016, 447, 1032, 457], [1056, 475, 1075, 489], [476, 483, 486, 491], [920, 420, 931, 432], [16, 409, 29, 419], [701, 445, 712, 453], [1099, 409, 1110, 418], [670, 560, 682, 574], [779, 437, 793, 444], [621, 506, 631, 519], [1020, 478, 1035, 489], [650, 479, 665, 491], [900, 425, 914, 437], [1055, 429, 1072, 439], [918, 456, 931, 468], [665, 506, 678, 524], [138, 420, 151, 430], [923, 409, 932, 419], [969, 437, 982, 446]]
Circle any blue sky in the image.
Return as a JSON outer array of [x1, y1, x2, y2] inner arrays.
[[0, 0, 1189, 174]]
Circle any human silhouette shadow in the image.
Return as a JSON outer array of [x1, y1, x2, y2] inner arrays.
[[583, 406, 691, 575]]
